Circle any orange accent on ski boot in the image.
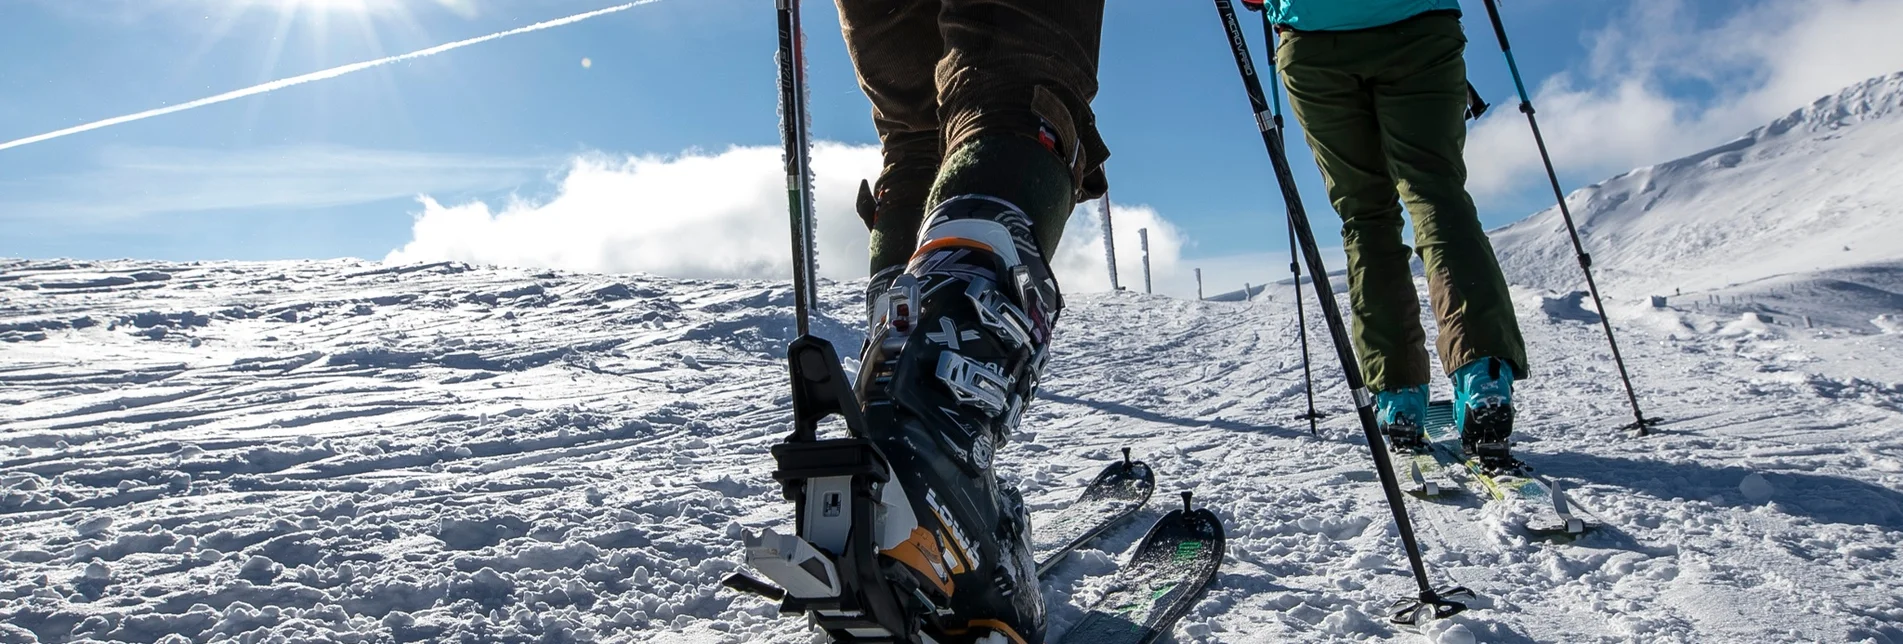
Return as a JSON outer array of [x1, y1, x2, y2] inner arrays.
[[927, 507, 973, 574], [945, 619, 1031, 644], [882, 526, 955, 597], [911, 236, 996, 261]]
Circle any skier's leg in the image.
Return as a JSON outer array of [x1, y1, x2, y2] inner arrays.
[[933, 0, 1112, 253], [1365, 12, 1527, 456], [1278, 30, 1433, 396], [836, 0, 946, 299], [853, 2, 1107, 641]]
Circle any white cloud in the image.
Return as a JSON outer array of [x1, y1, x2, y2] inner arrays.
[[1051, 199, 1183, 296], [1465, 0, 1903, 198], [388, 144, 874, 280], [387, 143, 1203, 298]]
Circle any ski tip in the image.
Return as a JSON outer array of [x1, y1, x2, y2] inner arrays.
[[1181, 490, 1194, 512], [1122, 446, 1132, 465]]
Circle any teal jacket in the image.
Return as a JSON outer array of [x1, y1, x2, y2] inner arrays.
[[1270, 0, 1461, 32]]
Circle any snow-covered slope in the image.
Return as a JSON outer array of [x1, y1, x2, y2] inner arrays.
[[1493, 72, 1903, 301], [4, 258, 1901, 643]]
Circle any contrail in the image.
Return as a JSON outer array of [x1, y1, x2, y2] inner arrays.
[[0, 0, 663, 152]]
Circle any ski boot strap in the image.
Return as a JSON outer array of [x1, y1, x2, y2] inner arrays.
[[909, 195, 1063, 338]]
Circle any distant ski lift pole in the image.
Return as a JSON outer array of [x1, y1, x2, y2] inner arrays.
[[1139, 228, 1153, 295]]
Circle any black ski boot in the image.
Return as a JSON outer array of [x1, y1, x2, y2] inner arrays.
[[1374, 385, 1430, 453], [1453, 357, 1520, 472], [856, 194, 1061, 644]]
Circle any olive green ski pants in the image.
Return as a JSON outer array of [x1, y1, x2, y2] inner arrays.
[[1276, 11, 1527, 391]]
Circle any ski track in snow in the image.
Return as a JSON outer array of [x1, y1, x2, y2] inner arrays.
[[2, 257, 1900, 643]]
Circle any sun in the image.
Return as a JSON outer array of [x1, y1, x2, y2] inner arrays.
[[186, 0, 434, 97]]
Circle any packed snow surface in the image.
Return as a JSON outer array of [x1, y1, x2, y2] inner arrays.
[[3, 257, 1901, 643]]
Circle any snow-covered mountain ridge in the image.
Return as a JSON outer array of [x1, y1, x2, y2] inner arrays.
[[4, 258, 1901, 642], [1492, 71, 1903, 306]]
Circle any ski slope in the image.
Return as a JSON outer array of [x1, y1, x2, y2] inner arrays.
[[2, 256, 1900, 643], [1493, 72, 1903, 303]]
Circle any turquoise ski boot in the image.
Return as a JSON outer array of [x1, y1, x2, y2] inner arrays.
[[1451, 357, 1516, 469], [1375, 384, 1430, 452]]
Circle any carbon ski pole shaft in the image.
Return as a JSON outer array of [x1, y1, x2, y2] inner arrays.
[[1260, 9, 1324, 434], [1212, 0, 1468, 623], [1290, 221, 1323, 434], [1477, 0, 1660, 435], [776, 0, 819, 335]]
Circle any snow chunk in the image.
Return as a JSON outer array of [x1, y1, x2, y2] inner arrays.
[[238, 554, 284, 584], [76, 560, 112, 598], [1874, 314, 1902, 334], [1718, 312, 1779, 338], [74, 514, 113, 538], [1434, 623, 1479, 644], [1739, 472, 1775, 502], [449, 566, 516, 607]]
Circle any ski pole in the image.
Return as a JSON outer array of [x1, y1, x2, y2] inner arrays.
[[1214, 0, 1469, 623], [1475, 0, 1661, 435], [776, 0, 819, 335], [1255, 8, 1325, 434]]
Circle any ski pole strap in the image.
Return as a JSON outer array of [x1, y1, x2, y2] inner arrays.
[[1464, 82, 1489, 120], [1259, 9, 1284, 122]]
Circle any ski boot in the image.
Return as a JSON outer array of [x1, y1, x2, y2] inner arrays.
[[1375, 384, 1430, 452], [853, 194, 1062, 643], [1452, 357, 1518, 472]]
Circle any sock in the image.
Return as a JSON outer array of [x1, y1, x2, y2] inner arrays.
[[924, 134, 1075, 260]]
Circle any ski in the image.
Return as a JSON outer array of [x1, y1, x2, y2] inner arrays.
[[1055, 493, 1225, 644], [1421, 401, 1596, 536], [1035, 448, 1157, 577]]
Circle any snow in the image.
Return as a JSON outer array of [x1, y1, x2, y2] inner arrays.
[[3, 74, 1903, 644], [2, 254, 1899, 643], [1493, 72, 1903, 305]]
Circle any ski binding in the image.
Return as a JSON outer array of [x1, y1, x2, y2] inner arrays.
[[723, 336, 948, 642]]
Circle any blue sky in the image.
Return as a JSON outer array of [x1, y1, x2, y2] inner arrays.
[[4, 0, 1901, 297]]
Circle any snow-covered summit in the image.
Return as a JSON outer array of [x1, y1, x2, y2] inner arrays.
[[1766, 70, 1903, 134], [1492, 71, 1903, 299]]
